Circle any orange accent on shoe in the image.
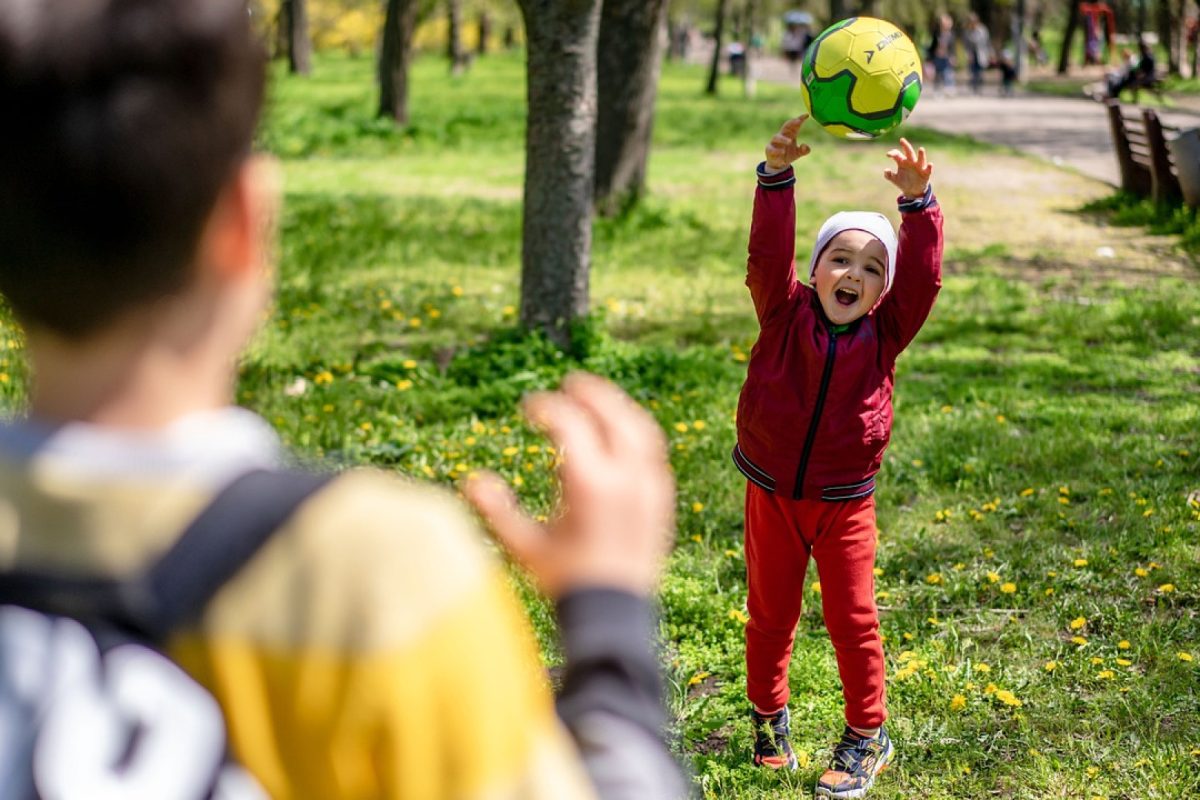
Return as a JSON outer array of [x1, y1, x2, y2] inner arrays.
[[755, 754, 794, 770]]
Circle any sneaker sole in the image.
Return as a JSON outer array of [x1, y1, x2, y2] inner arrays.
[[755, 754, 799, 771], [813, 738, 894, 799]]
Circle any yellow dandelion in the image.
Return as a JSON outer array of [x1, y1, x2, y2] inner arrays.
[[724, 549, 739, 558], [359, 421, 372, 432], [974, 663, 991, 674], [1045, 588, 1055, 596], [1086, 767, 1099, 777], [903, 632, 915, 641], [501, 446, 519, 457], [949, 694, 967, 712], [1058, 496, 1071, 505], [1043, 661, 1058, 672], [321, 403, 334, 413], [690, 534, 701, 543], [314, 370, 334, 385], [502, 305, 516, 316], [995, 689, 1022, 707], [1135, 567, 1149, 577], [995, 414, 1007, 424], [1090, 656, 1104, 666], [512, 475, 524, 487], [692, 420, 707, 431], [1179, 652, 1194, 662], [395, 379, 413, 391], [1020, 487, 1035, 497], [728, 609, 749, 624], [873, 567, 884, 577], [811, 582, 822, 594], [451, 285, 464, 297], [1116, 658, 1132, 667], [1118, 640, 1131, 649], [673, 422, 688, 433], [1070, 616, 1087, 630], [402, 359, 417, 369], [1000, 582, 1017, 594], [987, 572, 1001, 583], [1158, 583, 1176, 593], [526, 445, 541, 454], [687, 671, 710, 686], [911, 459, 924, 467], [691, 502, 704, 513], [1074, 559, 1088, 567], [926, 573, 943, 585], [1072, 636, 1088, 646]]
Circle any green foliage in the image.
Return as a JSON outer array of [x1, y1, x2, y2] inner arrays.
[[2, 49, 1197, 798]]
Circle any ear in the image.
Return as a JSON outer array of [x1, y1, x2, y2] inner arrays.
[[196, 155, 282, 286]]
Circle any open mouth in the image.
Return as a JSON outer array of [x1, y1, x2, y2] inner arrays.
[[835, 288, 859, 306]]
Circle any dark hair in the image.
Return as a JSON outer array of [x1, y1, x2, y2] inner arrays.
[[0, 0, 266, 338]]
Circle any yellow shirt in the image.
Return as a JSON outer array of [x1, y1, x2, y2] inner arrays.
[[0, 410, 595, 799]]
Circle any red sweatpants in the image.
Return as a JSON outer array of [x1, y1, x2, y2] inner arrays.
[[743, 481, 886, 729]]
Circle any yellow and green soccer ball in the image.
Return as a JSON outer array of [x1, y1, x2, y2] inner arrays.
[[801, 17, 922, 140]]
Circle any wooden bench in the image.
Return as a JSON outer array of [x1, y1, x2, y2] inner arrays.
[[1105, 99, 1183, 205]]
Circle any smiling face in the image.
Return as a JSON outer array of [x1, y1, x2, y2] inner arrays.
[[811, 229, 888, 325]]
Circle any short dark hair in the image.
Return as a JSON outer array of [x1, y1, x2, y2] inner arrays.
[[0, 0, 266, 338]]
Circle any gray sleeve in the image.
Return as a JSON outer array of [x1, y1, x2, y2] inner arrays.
[[555, 589, 691, 800]]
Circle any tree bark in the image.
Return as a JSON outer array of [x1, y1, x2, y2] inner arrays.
[[516, 0, 602, 348], [1159, 0, 1180, 75], [283, 0, 311, 75], [477, 11, 491, 55], [448, 0, 468, 75], [379, 0, 419, 124], [1057, 0, 1080, 74], [594, 0, 669, 216], [706, 0, 731, 94]]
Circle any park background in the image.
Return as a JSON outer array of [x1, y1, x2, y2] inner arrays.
[[5, 1, 1200, 798]]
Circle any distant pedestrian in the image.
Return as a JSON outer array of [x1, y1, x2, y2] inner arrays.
[[964, 13, 993, 94], [929, 14, 956, 93]]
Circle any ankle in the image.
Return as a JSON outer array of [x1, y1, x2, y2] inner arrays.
[[849, 725, 880, 739], [753, 705, 785, 717]]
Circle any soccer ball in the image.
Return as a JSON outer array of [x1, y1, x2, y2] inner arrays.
[[800, 17, 922, 140]]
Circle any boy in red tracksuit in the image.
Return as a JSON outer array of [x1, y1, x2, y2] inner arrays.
[[733, 116, 943, 799]]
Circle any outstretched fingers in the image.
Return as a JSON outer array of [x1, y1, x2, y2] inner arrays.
[[464, 471, 546, 575]]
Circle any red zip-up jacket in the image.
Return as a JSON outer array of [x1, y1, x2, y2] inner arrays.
[[732, 163, 944, 501]]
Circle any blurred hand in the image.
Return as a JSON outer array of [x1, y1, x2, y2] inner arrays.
[[765, 116, 811, 171], [883, 137, 933, 198], [464, 373, 675, 598]]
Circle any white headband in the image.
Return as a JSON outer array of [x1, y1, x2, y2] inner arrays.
[[808, 211, 899, 300]]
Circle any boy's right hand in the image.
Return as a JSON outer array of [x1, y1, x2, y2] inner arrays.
[[765, 116, 812, 171], [464, 373, 675, 599]]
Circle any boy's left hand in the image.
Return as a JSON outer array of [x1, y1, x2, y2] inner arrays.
[[883, 138, 933, 198]]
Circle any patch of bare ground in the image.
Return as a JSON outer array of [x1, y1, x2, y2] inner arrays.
[[937, 152, 1198, 284]]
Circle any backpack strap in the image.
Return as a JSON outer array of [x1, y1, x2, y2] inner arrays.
[[0, 469, 334, 642]]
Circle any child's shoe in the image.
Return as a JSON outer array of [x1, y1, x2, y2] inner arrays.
[[814, 725, 893, 798], [751, 707, 799, 770]]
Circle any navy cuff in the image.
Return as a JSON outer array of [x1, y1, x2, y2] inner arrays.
[[757, 161, 796, 191], [898, 184, 936, 213]]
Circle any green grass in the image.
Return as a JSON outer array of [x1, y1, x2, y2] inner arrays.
[[4, 51, 1200, 798]]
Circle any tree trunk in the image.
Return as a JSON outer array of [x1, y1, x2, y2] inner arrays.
[[594, 0, 669, 216], [284, 0, 311, 75], [1159, 0, 1180, 75], [379, 0, 419, 124], [706, 0, 731, 94], [478, 11, 491, 55], [448, 0, 468, 75], [516, 0, 602, 348], [830, 0, 846, 21], [859, 0, 880, 16], [1057, 0, 1080, 74]]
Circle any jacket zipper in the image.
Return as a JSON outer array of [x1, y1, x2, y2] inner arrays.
[[792, 324, 840, 499]]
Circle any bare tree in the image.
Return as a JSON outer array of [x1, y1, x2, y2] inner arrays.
[[1057, 0, 1080, 74], [448, 0, 468, 75], [478, 10, 492, 55], [379, 0, 420, 123], [1159, 0, 1180, 75], [516, 0, 603, 347], [595, 0, 670, 215], [283, 0, 311, 75], [706, 0, 731, 94]]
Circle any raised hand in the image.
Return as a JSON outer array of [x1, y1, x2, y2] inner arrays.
[[765, 116, 812, 171], [464, 373, 675, 599], [883, 137, 933, 198]]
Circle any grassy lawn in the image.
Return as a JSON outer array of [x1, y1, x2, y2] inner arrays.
[[3, 51, 1199, 798]]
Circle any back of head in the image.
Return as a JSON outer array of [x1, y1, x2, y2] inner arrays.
[[0, 0, 266, 339]]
